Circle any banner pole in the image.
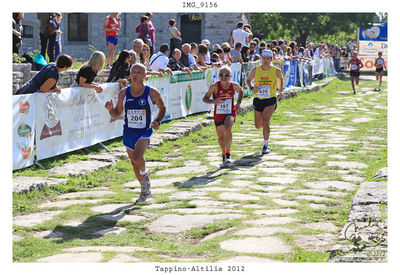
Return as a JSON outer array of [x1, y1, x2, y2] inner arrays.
[[99, 142, 111, 152]]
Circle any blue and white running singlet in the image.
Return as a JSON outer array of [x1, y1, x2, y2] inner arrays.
[[123, 85, 155, 135]]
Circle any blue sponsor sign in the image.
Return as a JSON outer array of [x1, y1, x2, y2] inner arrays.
[[359, 23, 387, 41]]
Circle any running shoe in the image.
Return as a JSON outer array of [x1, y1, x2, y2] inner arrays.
[[222, 154, 227, 165], [136, 190, 152, 203], [262, 145, 270, 154], [140, 170, 151, 192], [225, 153, 232, 164]]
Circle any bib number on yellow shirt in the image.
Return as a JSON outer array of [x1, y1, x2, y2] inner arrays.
[[257, 85, 271, 99]]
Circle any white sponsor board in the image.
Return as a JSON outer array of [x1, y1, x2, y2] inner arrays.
[[13, 94, 36, 170], [35, 83, 123, 160], [359, 41, 388, 57]]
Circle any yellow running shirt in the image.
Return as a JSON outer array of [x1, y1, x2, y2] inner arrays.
[[255, 65, 278, 99]]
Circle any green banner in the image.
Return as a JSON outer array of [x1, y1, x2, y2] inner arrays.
[[169, 71, 205, 84]]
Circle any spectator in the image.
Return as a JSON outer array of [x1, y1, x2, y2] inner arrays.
[[54, 13, 62, 60], [16, 54, 73, 94], [240, 45, 250, 62], [201, 39, 211, 64], [75, 51, 105, 93], [306, 43, 314, 58], [168, 19, 182, 58], [149, 43, 173, 76], [168, 49, 192, 76], [212, 44, 221, 52], [12, 13, 24, 55], [180, 43, 199, 70], [333, 45, 341, 72], [216, 48, 231, 66], [197, 43, 212, 68], [340, 48, 349, 71], [137, 16, 152, 50], [128, 50, 138, 65], [248, 41, 257, 60], [140, 43, 162, 77], [232, 21, 252, 48], [146, 12, 155, 56], [230, 42, 242, 63], [190, 42, 197, 56], [103, 13, 121, 70], [278, 40, 285, 55], [221, 42, 234, 63], [288, 41, 297, 56], [132, 38, 144, 56], [107, 50, 130, 86], [314, 44, 324, 58], [37, 13, 57, 62]]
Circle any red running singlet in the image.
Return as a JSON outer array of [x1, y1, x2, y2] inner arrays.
[[213, 81, 237, 123]]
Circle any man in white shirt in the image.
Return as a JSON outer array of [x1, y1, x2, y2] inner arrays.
[[314, 44, 325, 58], [149, 43, 172, 76], [201, 39, 211, 64], [232, 22, 252, 49]]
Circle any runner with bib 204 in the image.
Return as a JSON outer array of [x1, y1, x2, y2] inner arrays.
[[246, 50, 283, 155]]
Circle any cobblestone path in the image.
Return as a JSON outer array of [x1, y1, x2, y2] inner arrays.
[[13, 77, 387, 263]]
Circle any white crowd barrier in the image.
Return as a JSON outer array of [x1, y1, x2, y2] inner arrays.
[[13, 59, 335, 170]]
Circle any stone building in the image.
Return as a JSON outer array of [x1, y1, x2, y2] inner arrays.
[[20, 13, 250, 59]]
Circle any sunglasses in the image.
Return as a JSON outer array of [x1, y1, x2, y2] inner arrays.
[[142, 49, 149, 51], [219, 73, 230, 77]]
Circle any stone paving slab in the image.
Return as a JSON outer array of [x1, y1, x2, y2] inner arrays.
[[97, 213, 148, 223], [258, 176, 297, 185], [93, 227, 127, 236], [217, 256, 284, 263], [62, 246, 154, 253], [293, 233, 337, 252], [39, 199, 105, 209], [220, 237, 293, 254], [13, 176, 68, 193], [148, 214, 245, 233], [108, 254, 142, 262], [326, 161, 368, 169], [57, 190, 115, 199], [156, 166, 208, 176], [36, 252, 104, 262], [47, 160, 114, 176], [245, 216, 298, 226], [303, 222, 339, 232], [13, 210, 64, 227], [304, 181, 357, 191], [254, 208, 299, 216], [218, 192, 260, 201], [234, 227, 297, 236]]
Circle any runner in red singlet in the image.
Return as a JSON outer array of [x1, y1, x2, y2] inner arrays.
[[203, 66, 244, 166]]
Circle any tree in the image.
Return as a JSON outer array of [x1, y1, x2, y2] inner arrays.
[[250, 13, 376, 47]]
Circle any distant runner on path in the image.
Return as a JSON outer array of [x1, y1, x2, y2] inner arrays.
[[203, 66, 243, 166], [105, 63, 166, 202], [349, 51, 364, 95], [246, 50, 283, 154], [374, 51, 386, 91]]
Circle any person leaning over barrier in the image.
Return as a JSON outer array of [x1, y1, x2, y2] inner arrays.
[[107, 50, 131, 86], [16, 54, 73, 95], [75, 51, 105, 93], [167, 48, 193, 77], [246, 50, 283, 155], [105, 63, 166, 203]]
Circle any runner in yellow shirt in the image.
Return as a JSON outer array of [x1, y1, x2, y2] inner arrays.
[[246, 50, 283, 154]]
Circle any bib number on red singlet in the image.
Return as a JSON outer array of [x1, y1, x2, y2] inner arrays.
[[351, 64, 358, 71], [216, 99, 232, 114], [257, 85, 271, 99], [127, 109, 146, 128]]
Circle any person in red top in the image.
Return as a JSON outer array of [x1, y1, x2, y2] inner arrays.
[[349, 51, 364, 94], [103, 13, 121, 70], [203, 66, 244, 166]]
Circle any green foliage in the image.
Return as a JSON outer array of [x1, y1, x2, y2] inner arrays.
[[250, 13, 376, 46], [12, 53, 26, 63]]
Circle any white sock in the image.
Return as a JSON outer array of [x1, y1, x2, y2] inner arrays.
[[264, 140, 269, 147], [140, 169, 148, 176]]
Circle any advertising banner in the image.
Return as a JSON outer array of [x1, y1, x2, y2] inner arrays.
[[13, 94, 35, 170], [169, 71, 212, 118], [359, 23, 387, 41], [312, 56, 324, 76], [359, 56, 388, 71], [144, 75, 172, 122], [35, 83, 123, 160], [359, 41, 388, 57]]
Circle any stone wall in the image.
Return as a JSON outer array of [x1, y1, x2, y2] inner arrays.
[[20, 13, 250, 59]]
